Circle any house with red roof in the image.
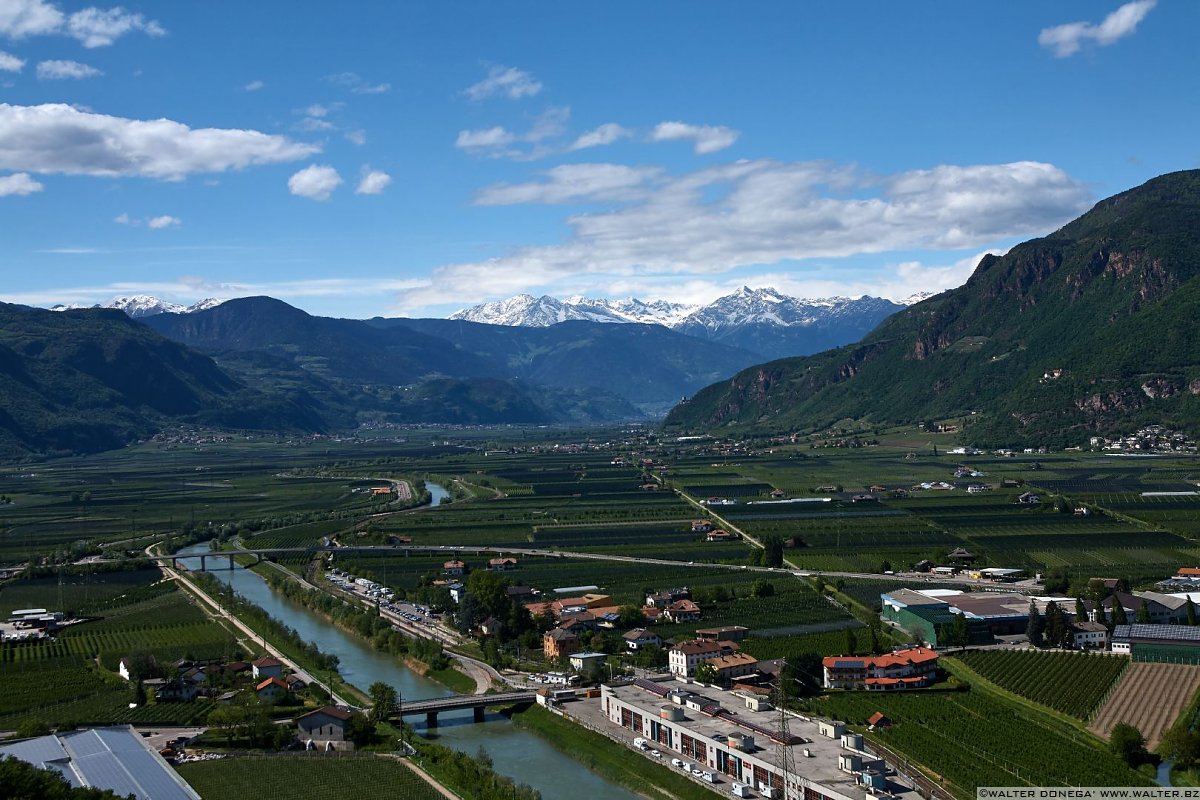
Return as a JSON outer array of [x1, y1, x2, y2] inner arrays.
[[821, 647, 939, 690]]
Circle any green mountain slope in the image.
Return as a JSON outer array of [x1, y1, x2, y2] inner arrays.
[[664, 170, 1200, 446], [375, 317, 760, 407], [0, 304, 325, 457]]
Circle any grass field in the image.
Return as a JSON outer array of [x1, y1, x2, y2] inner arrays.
[[175, 755, 445, 800]]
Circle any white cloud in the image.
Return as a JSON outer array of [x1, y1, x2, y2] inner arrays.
[[0, 103, 320, 179], [395, 159, 1091, 312], [650, 121, 740, 154], [0, 0, 63, 39], [304, 104, 333, 118], [37, 59, 101, 79], [66, 6, 164, 48], [1039, 0, 1156, 57], [455, 106, 569, 160], [345, 129, 366, 146], [146, 214, 180, 229], [113, 211, 132, 224], [3, 274, 429, 310], [0, 0, 164, 47], [464, 65, 542, 101], [295, 116, 335, 132], [355, 168, 391, 195], [288, 164, 341, 201], [0, 50, 24, 72], [0, 171, 42, 195], [475, 163, 662, 205], [326, 71, 390, 95], [569, 123, 632, 151], [244, 79, 264, 92], [455, 126, 514, 151]]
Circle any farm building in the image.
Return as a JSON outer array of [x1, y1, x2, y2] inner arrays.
[[1112, 624, 1200, 664]]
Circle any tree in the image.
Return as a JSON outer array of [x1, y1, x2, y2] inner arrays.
[[1160, 728, 1200, 769], [1109, 723, 1149, 767], [763, 535, 785, 568], [1094, 601, 1107, 627], [1136, 600, 1152, 624], [344, 711, 376, 746], [1026, 600, 1045, 647], [617, 605, 646, 629], [368, 681, 398, 723], [868, 623, 882, 656], [1111, 599, 1129, 627], [695, 662, 719, 684], [844, 627, 858, 655], [1044, 602, 1067, 648], [0, 757, 127, 799], [1074, 598, 1088, 623], [751, 579, 775, 598], [1188, 597, 1197, 626], [781, 652, 824, 697], [14, 717, 50, 740], [950, 613, 970, 650]]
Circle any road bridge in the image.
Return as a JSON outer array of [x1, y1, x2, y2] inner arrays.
[[399, 691, 535, 726]]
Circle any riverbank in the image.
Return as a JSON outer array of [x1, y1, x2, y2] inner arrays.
[[252, 556, 479, 694], [511, 704, 718, 800], [158, 554, 359, 706]]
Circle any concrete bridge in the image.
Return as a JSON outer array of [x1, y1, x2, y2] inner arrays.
[[399, 691, 535, 726]]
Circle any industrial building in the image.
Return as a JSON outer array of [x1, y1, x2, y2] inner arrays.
[[0, 726, 200, 800], [601, 677, 893, 800], [1111, 624, 1200, 664]]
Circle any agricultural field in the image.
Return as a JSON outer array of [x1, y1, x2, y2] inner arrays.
[[952, 650, 1130, 719], [0, 435, 448, 564], [812, 689, 1150, 795], [176, 755, 445, 800], [1089, 662, 1200, 749], [660, 443, 1200, 579], [0, 571, 245, 729]]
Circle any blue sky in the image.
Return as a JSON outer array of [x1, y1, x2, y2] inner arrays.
[[1, 0, 1196, 318]]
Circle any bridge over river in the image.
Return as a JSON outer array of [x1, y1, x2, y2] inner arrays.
[[399, 691, 536, 726]]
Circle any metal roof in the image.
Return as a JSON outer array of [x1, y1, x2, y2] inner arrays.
[[1113, 623, 1200, 643], [0, 726, 200, 800]]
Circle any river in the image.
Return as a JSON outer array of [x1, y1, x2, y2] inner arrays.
[[425, 480, 451, 506], [175, 536, 639, 799]]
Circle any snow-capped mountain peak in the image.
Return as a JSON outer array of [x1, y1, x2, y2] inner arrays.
[[47, 295, 226, 317], [451, 288, 911, 335], [108, 295, 187, 317]]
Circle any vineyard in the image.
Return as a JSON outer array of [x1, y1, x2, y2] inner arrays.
[[813, 690, 1150, 796], [951, 650, 1129, 719], [177, 755, 444, 800], [1089, 662, 1200, 748]]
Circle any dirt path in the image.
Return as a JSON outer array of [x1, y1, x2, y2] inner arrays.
[[1090, 661, 1200, 748]]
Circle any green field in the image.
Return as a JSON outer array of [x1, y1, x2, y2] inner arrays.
[[810, 689, 1150, 794], [176, 755, 444, 800], [952, 650, 1130, 719]]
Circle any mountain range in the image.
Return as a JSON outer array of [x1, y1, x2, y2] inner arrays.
[[665, 169, 1200, 447], [51, 295, 226, 318], [452, 288, 919, 361]]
